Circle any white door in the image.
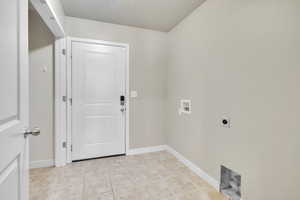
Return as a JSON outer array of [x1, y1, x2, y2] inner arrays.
[[0, 0, 30, 200], [71, 41, 126, 161]]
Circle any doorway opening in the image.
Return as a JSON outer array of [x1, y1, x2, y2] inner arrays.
[[29, 3, 130, 169], [28, 4, 56, 169]]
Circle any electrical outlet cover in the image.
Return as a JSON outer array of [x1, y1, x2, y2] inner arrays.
[[130, 91, 138, 98], [180, 100, 191, 114]]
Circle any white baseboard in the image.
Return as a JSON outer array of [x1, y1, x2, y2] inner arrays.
[[127, 145, 167, 155], [30, 160, 54, 169], [165, 145, 220, 190]]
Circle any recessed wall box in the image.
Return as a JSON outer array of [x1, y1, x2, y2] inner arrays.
[[221, 116, 231, 128]]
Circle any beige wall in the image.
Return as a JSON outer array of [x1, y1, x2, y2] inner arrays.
[[65, 17, 168, 149], [28, 4, 300, 199], [167, 0, 300, 199], [29, 10, 55, 163]]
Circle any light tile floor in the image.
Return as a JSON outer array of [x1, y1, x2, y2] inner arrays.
[[30, 151, 228, 200]]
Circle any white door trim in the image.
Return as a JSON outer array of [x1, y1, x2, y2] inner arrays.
[[55, 37, 130, 165], [54, 38, 67, 167], [30, 0, 65, 38]]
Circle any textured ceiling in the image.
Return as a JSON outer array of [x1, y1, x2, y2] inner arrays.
[[61, 0, 206, 32]]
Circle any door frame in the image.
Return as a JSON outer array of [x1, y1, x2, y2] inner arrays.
[[54, 38, 67, 167], [55, 37, 130, 165], [30, 0, 65, 37]]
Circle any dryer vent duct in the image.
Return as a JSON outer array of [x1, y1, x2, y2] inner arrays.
[[220, 165, 241, 200]]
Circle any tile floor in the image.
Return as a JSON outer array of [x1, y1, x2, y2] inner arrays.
[[30, 151, 228, 200]]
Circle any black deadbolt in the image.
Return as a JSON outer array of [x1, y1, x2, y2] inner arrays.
[[222, 119, 228, 125], [120, 95, 125, 101], [120, 95, 125, 106]]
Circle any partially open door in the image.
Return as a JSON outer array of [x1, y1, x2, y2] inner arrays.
[[0, 0, 31, 199]]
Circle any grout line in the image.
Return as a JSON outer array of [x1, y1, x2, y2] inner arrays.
[[81, 172, 86, 200], [108, 163, 116, 200]]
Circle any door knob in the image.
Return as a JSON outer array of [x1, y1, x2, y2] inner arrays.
[[24, 127, 41, 138]]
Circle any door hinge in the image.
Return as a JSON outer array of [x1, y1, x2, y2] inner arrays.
[[62, 49, 66, 55], [62, 96, 67, 102], [69, 98, 73, 105], [62, 142, 67, 148], [71, 145, 73, 152]]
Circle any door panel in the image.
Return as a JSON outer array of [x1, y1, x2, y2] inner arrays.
[[0, 0, 19, 124], [0, 159, 20, 200], [0, 0, 29, 200], [72, 42, 126, 161]]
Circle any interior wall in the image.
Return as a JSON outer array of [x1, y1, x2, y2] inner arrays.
[[65, 16, 168, 149], [29, 10, 55, 164], [166, 0, 300, 199]]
